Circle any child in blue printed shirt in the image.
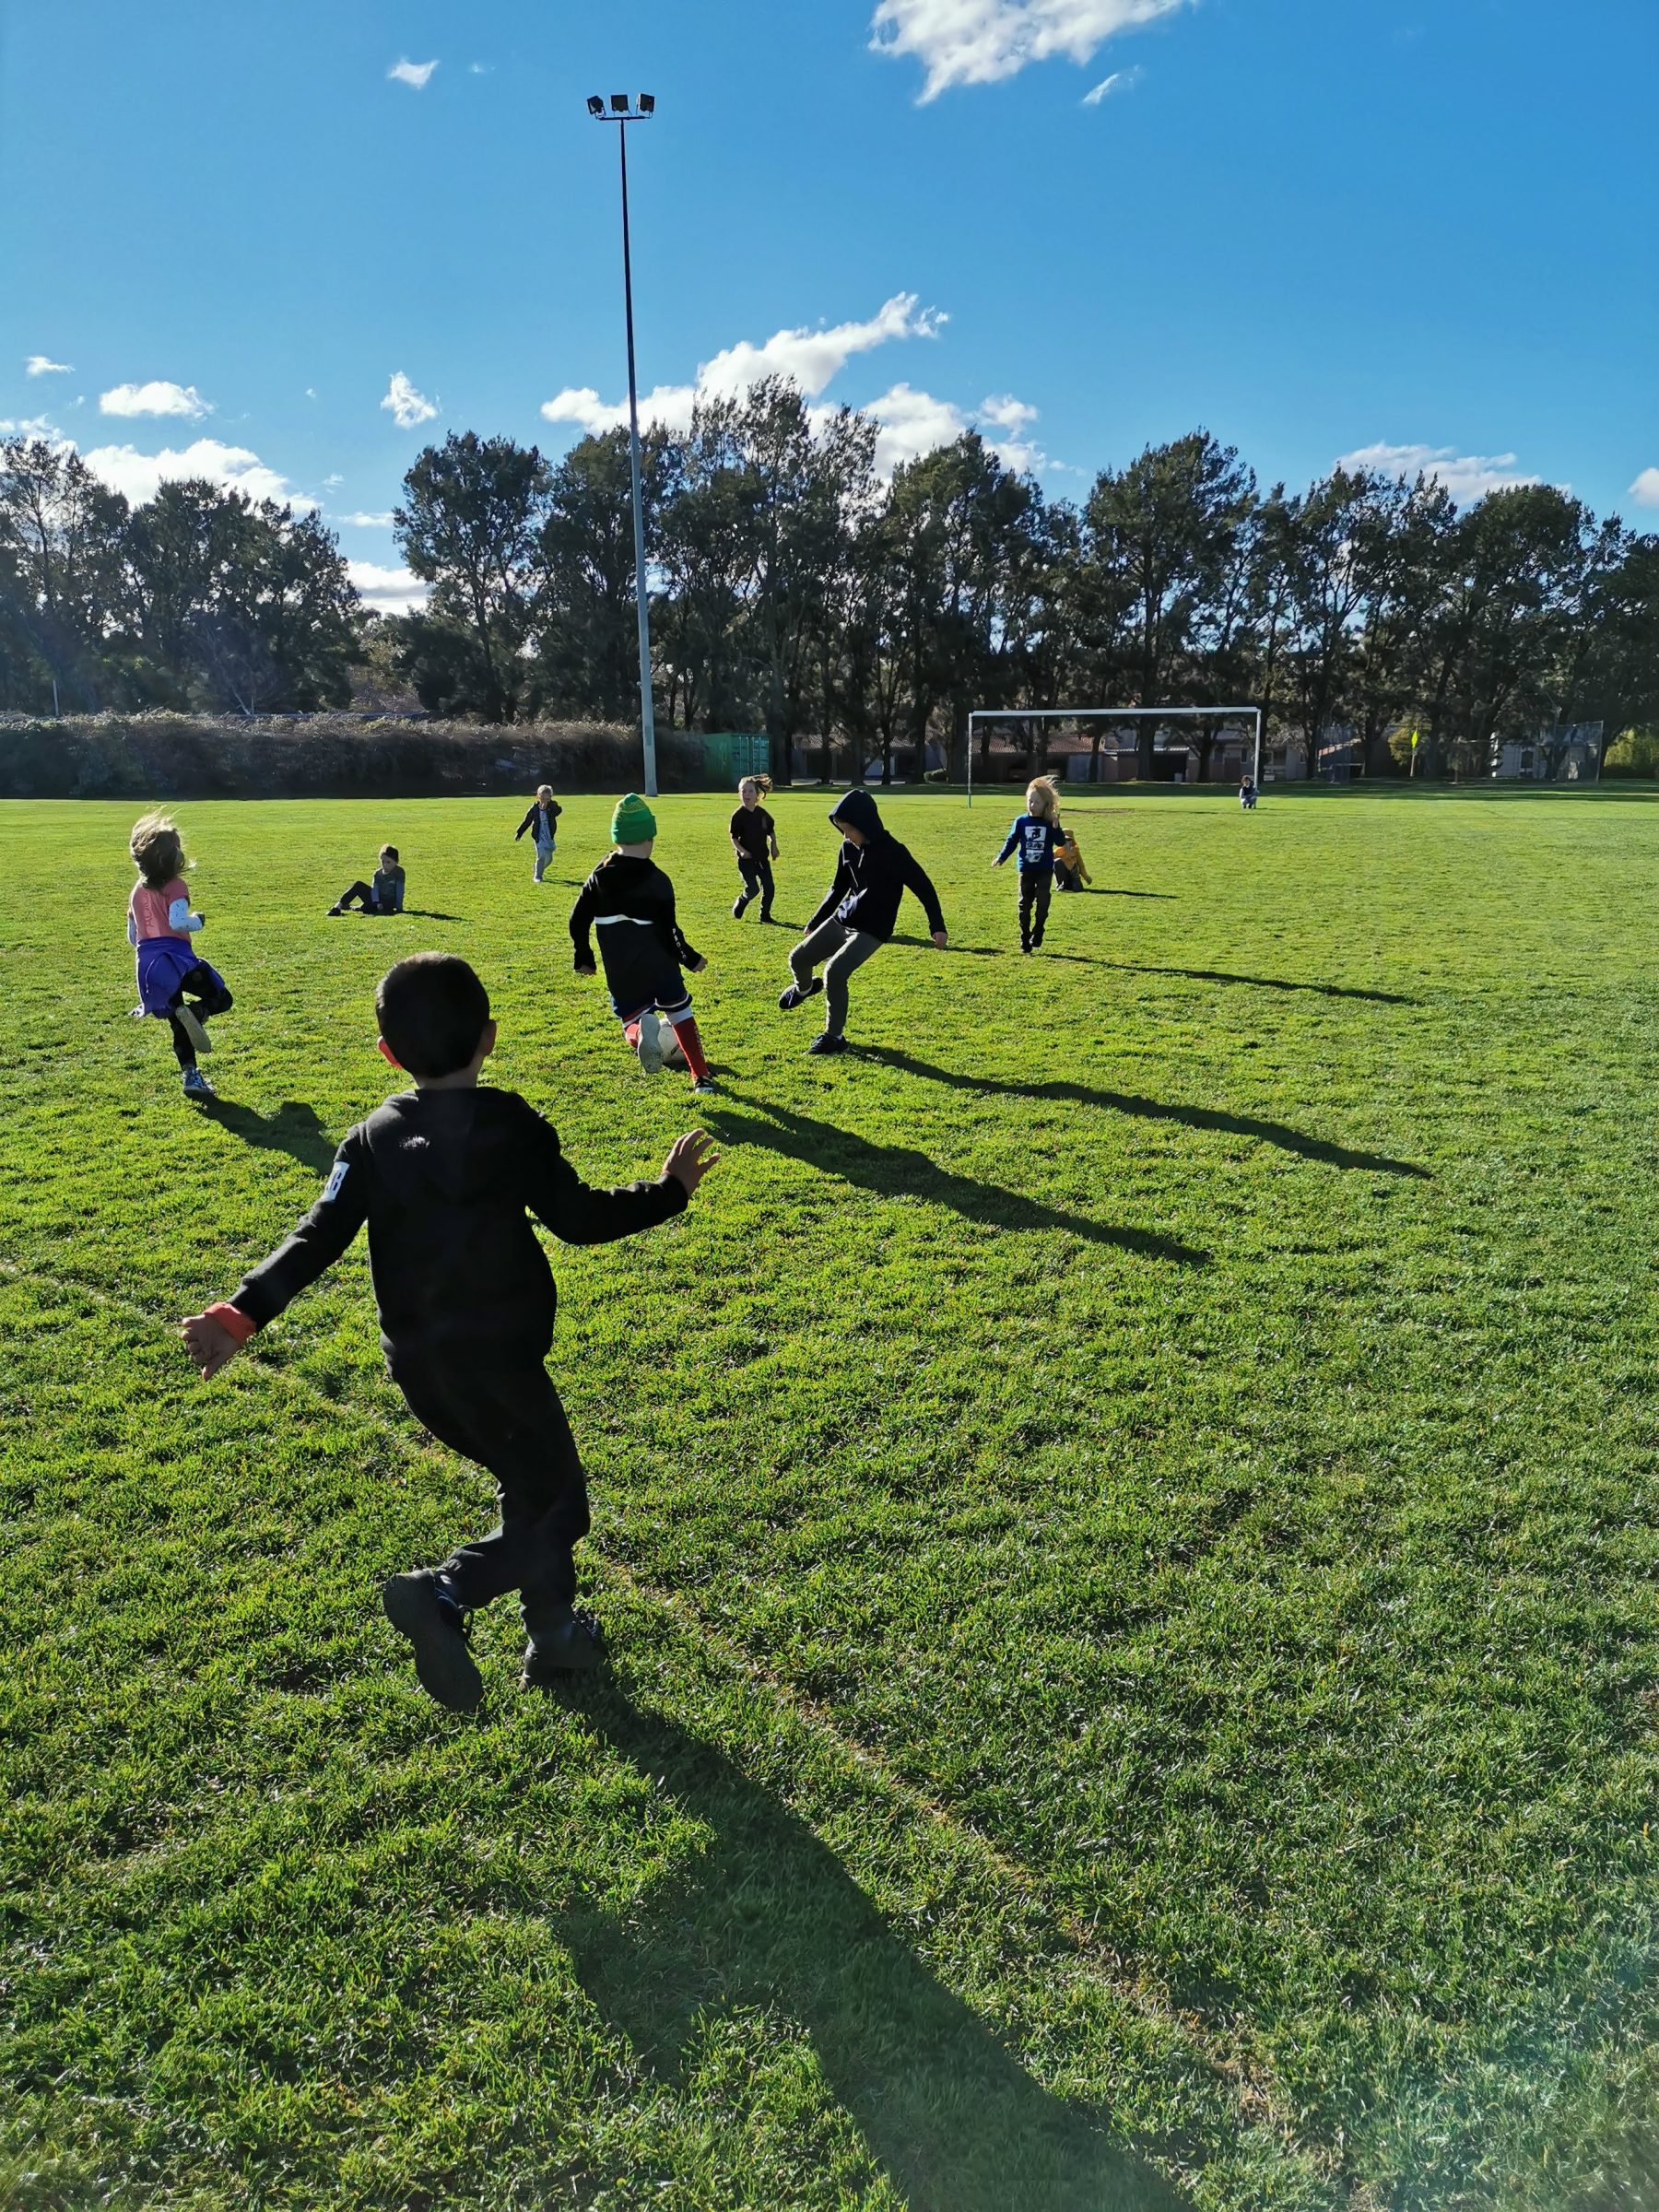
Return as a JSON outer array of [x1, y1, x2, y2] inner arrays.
[[992, 777, 1062, 953]]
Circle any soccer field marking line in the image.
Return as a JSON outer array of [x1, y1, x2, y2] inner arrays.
[[4, 1255, 1331, 2184]]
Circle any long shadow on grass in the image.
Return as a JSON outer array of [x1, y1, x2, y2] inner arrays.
[[855, 1049, 1430, 1180], [202, 1099, 336, 1175], [711, 1096, 1208, 1263], [1108, 963, 1414, 1005], [553, 1675, 1192, 2212]]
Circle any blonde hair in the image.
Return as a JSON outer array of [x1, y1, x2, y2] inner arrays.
[[535, 783, 553, 802], [130, 811, 186, 888], [738, 772, 773, 798], [1025, 776, 1060, 821]]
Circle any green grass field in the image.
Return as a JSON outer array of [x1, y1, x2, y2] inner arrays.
[[3, 785, 1657, 2212]]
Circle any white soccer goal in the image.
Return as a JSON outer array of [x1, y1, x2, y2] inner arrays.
[[964, 706, 1264, 806]]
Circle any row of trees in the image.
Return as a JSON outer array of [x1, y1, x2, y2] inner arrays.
[[0, 441, 358, 716], [6, 393, 1657, 778]]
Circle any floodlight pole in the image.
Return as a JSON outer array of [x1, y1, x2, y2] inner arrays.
[[592, 100, 659, 798]]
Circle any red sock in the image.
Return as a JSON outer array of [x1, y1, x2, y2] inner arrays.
[[623, 1020, 642, 1050], [668, 1016, 710, 1081]]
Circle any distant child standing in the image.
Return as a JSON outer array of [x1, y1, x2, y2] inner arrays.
[[570, 793, 716, 1093], [515, 786, 563, 882], [180, 952, 716, 1708], [779, 788, 947, 1056], [126, 811, 234, 1100], [729, 773, 780, 923], [330, 846, 406, 915], [993, 777, 1062, 952]]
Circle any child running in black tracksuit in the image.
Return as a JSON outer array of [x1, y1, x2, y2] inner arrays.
[[993, 777, 1061, 952], [729, 773, 780, 923], [779, 787, 947, 1055], [180, 954, 715, 1710], [570, 793, 715, 1092]]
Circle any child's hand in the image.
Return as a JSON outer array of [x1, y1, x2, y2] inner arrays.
[[990, 858, 1003, 868], [573, 959, 596, 977], [665, 1130, 718, 1196], [181, 1311, 241, 1381], [932, 931, 948, 949], [691, 956, 709, 974]]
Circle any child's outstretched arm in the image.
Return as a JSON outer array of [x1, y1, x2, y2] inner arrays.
[[902, 853, 948, 946], [803, 855, 853, 935], [180, 1143, 371, 1379], [522, 1110, 717, 1245], [993, 822, 1020, 867], [569, 878, 599, 973]]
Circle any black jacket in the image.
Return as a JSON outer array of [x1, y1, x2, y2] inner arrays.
[[806, 787, 946, 944], [515, 799, 562, 841], [569, 853, 702, 971], [229, 1087, 686, 1363]]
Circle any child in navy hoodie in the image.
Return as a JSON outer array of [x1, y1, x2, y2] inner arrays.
[[779, 788, 947, 1055], [993, 777, 1062, 952]]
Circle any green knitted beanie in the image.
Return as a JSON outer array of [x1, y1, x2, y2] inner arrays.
[[610, 792, 657, 845]]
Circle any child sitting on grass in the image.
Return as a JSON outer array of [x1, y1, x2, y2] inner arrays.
[[992, 776, 1062, 952], [126, 811, 234, 1100], [570, 793, 715, 1093], [1053, 819, 1090, 891], [514, 786, 562, 882], [180, 953, 716, 1711], [729, 772, 780, 922], [779, 788, 947, 1056], [330, 847, 406, 916]]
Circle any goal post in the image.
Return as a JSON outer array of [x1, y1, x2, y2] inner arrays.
[[963, 706, 1264, 806]]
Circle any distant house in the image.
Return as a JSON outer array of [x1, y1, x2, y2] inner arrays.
[[1492, 723, 1604, 782]]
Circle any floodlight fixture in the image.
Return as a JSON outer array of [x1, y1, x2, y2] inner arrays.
[[610, 92, 629, 112], [638, 92, 655, 113], [586, 94, 606, 117]]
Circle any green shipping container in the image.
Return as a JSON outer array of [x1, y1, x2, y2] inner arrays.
[[700, 733, 771, 787]]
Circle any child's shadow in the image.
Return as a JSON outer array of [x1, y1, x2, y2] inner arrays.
[[399, 908, 465, 923], [546, 1676, 1193, 2212], [203, 1100, 336, 1176], [711, 1094, 1208, 1264]]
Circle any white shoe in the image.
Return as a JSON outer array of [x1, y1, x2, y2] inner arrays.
[[660, 1027, 687, 1068], [174, 1005, 212, 1055], [636, 1009, 664, 1073]]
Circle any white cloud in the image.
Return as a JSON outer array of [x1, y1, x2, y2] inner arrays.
[[871, 0, 1187, 100], [858, 384, 1043, 476], [1627, 467, 1659, 509], [381, 371, 438, 429], [0, 413, 58, 439], [349, 560, 428, 616], [323, 472, 345, 488], [468, 61, 493, 75], [388, 57, 438, 89], [979, 392, 1039, 432], [1082, 65, 1141, 100], [100, 379, 212, 420], [1335, 441, 1543, 506], [26, 354, 72, 377], [304, 385, 318, 399], [335, 510, 396, 528], [542, 293, 946, 438], [81, 437, 312, 510]]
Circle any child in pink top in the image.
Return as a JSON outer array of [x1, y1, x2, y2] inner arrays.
[[127, 812, 234, 1099]]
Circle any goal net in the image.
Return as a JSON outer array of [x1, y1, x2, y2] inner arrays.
[[964, 708, 1263, 806]]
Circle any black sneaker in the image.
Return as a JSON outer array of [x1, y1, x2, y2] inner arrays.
[[523, 1609, 606, 1683], [806, 1032, 849, 1055], [382, 1571, 484, 1712], [732, 896, 750, 920], [778, 977, 824, 1012]]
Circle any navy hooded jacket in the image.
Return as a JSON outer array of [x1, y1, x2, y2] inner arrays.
[[805, 788, 947, 945]]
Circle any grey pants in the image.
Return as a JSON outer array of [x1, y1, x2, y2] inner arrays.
[[791, 919, 881, 1037]]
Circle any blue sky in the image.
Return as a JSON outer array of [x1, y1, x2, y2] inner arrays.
[[2, 0, 1653, 610]]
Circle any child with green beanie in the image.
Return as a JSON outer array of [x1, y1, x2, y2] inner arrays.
[[570, 794, 715, 1092]]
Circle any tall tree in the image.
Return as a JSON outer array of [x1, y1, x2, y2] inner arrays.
[[395, 432, 550, 722]]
